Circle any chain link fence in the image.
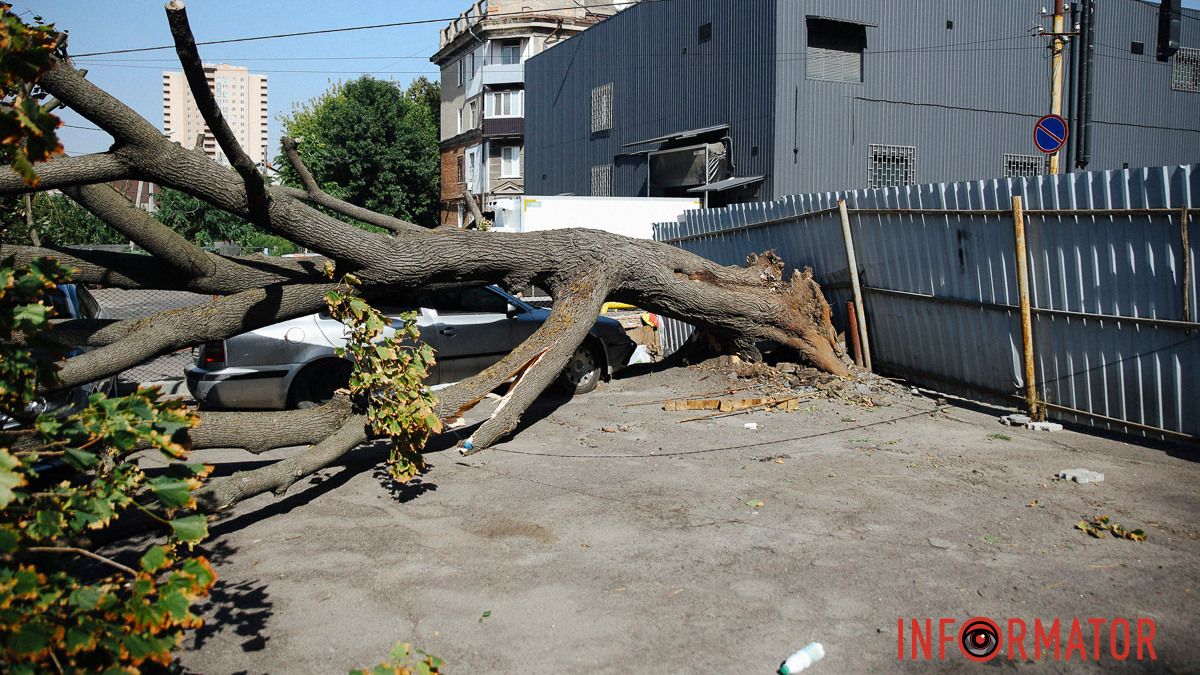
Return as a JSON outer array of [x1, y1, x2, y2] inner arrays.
[[90, 288, 212, 390]]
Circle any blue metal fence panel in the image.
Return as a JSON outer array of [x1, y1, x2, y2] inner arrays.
[[653, 164, 1198, 439]]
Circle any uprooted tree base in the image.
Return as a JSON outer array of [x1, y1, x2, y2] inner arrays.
[[0, 2, 848, 515]]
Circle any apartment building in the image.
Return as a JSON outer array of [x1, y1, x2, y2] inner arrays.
[[431, 0, 637, 226], [163, 64, 269, 167]]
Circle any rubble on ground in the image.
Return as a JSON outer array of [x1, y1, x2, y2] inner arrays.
[[686, 354, 910, 409]]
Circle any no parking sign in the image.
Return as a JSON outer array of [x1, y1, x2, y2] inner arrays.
[[1034, 114, 1069, 154]]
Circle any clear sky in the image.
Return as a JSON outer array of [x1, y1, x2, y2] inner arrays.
[[21, 0, 1200, 161]]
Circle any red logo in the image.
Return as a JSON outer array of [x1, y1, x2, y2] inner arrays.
[[898, 616, 1157, 663]]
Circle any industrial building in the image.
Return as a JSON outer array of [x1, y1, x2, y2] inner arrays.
[[524, 0, 1200, 205]]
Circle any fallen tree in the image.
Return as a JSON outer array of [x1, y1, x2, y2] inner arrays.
[[0, 2, 847, 514]]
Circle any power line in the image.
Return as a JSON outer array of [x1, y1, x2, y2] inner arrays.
[[69, 0, 671, 58]]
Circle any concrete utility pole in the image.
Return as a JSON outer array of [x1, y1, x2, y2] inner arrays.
[[1048, 0, 1066, 175]]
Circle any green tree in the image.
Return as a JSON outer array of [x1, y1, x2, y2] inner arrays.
[[0, 258, 215, 672], [154, 187, 256, 246], [0, 193, 124, 246], [277, 76, 439, 228]]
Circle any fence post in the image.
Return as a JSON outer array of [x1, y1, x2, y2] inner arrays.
[[838, 199, 872, 371], [1182, 207, 1191, 324], [1012, 196, 1043, 421]]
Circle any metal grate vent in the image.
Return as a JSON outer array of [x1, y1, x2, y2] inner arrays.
[[1172, 47, 1200, 93], [591, 82, 613, 133], [1003, 154, 1046, 178], [867, 144, 916, 188], [591, 164, 614, 196]]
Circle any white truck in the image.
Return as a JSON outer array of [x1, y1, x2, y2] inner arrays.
[[487, 195, 700, 240]]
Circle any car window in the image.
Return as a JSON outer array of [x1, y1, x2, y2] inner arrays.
[[75, 286, 101, 319], [44, 286, 77, 318], [423, 287, 508, 315]]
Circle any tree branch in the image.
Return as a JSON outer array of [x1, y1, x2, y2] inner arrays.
[[194, 415, 369, 512], [26, 546, 137, 576], [164, 1, 271, 229], [53, 283, 333, 389], [278, 137, 424, 235], [0, 152, 130, 195], [189, 394, 355, 454], [62, 183, 215, 279], [0, 244, 328, 294]]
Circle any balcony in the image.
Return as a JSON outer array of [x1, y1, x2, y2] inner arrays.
[[482, 116, 524, 138], [481, 62, 524, 86]]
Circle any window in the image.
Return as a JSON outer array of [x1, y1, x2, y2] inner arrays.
[[591, 164, 614, 196], [423, 286, 509, 315], [698, 22, 712, 43], [806, 18, 866, 83], [501, 146, 521, 177], [591, 83, 613, 133], [1172, 47, 1200, 93], [1130, 41, 1145, 56], [1003, 154, 1046, 178], [499, 40, 521, 65], [456, 156, 464, 184], [485, 90, 523, 117], [468, 100, 479, 128], [867, 144, 916, 188], [457, 58, 465, 86]]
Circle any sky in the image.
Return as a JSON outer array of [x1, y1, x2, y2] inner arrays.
[[23, 0, 456, 158], [21, 0, 1200, 160]]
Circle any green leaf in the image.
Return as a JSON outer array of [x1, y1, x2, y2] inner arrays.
[[11, 302, 48, 328], [0, 448, 25, 508], [0, 525, 19, 553], [8, 619, 53, 655], [140, 545, 170, 573], [149, 477, 194, 510], [68, 585, 104, 611], [169, 514, 208, 545], [158, 589, 191, 620], [27, 508, 65, 540], [63, 446, 99, 470]]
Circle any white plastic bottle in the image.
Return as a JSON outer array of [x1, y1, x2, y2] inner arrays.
[[779, 642, 825, 674]]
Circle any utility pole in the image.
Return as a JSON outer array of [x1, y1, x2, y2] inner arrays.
[[1048, 0, 1066, 175]]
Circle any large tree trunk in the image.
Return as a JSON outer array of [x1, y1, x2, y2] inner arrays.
[[0, 3, 848, 513]]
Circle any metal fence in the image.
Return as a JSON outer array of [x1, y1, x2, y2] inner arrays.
[[654, 164, 1197, 441]]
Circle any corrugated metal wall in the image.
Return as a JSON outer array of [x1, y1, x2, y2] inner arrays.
[[525, 0, 777, 197], [526, 0, 1200, 200], [653, 164, 1198, 440]]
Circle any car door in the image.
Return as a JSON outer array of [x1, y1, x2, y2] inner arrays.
[[421, 286, 537, 384]]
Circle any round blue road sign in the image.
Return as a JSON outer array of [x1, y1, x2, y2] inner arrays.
[[1034, 114, 1069, 154]]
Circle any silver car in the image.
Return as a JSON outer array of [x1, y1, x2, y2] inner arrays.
[[185, 285, 636, 409]]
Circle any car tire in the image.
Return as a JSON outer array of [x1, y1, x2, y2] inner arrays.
[[288, 360, 353, 409], [556, 342, 602, 395]]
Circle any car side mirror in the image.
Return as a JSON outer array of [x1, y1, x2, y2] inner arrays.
[[506, 303, 522, 318]]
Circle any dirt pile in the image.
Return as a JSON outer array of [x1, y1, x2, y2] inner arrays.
[[688, 355, 906, 408]]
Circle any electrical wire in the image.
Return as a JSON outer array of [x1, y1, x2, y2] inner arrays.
[[493, 407, 941, 459], [69, 0, 673, 58]]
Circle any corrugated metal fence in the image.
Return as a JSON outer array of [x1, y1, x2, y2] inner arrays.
[[653, 164, 1198, 440]]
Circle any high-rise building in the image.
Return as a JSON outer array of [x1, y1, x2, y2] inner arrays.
[[162, 64, 269, 167], [431, 0, 637, 227]]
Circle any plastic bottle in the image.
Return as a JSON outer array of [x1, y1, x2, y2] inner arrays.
[[779, 642, 825, 674]]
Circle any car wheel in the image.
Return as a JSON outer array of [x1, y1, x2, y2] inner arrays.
[[557, 342, 602, 395], [288, 360, 352, 409]]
